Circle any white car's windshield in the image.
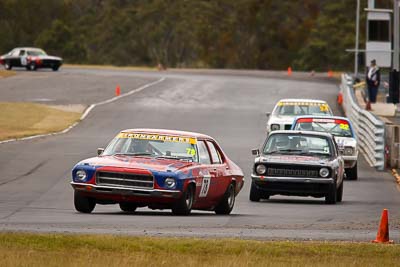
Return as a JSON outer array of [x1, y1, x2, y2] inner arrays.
[[293, 118, 353, 137], [263, 133, 332, 156], [273, 101, 332, 116], [27, 50, 47, 56], [102, 132, 198, 162]]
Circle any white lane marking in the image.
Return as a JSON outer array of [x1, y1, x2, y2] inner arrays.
[[0, 77, 166, 145]]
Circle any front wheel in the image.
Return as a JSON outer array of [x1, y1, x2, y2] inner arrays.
[[215, 183, 236, 215], [74, 191, 96, 213], [119, 203, 137, 212], [336, 182, 343, 202], [4, 61, 12, 70], [249, 181, 261, 202], [52, 65, 59, 71], [345, 163, 358, 180], [325, 183, 337, 204], [172, 185, 194, 215]]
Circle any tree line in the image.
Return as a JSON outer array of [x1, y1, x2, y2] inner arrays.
[[0, 0, 369, 71]]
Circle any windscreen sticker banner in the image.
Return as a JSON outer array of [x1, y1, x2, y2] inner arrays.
[[117, 133, 197, 144], [277, 101, 330, 109], [199, 175, 211, 197]]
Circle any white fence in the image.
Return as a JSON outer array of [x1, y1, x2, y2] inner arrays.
[[340, 74, 385, 170]]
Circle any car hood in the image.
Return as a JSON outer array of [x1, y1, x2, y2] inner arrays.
[[257, 154, 330, 166], [77, 155, 195, 172], [267, 115, 295, 125], [334, 136, 356, 148]]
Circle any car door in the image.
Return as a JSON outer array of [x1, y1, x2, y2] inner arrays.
[[196, 140, 215, 204], [9, 49, 20, 66], [205, 140, 230, 202], [19, 49, 27, 66]]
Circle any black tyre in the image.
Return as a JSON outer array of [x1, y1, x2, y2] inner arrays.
[[28, 63, 37, 71], [249, 181, 261, 202], [345, 163, 358, 180], [74, 191, 96, 213], [336, 182, 343, 202], [215, 183, 236, 215], [52, 65, 59, 71], [119, 203, 137, 212], [4, 61, 12, 70], [172, 185, 194, 215], [325, 184, 337, 204]]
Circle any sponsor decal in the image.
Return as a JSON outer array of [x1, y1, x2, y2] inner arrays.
[[117, 133, 197, 144]]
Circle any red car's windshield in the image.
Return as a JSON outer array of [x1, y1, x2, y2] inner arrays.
[[102, 133, 198, 162]]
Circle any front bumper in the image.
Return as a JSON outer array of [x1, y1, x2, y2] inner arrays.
[[251, 174, 335, 196], [342, 155, 358, 168], [71, 182, 181, 200]]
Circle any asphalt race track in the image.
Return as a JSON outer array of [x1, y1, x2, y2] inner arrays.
[[1, 68, 399, 241]]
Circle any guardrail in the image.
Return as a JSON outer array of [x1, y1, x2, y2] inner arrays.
[[340, 74, 385, 170]]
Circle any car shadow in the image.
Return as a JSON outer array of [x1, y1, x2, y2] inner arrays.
[[87, 210, 248, 217]]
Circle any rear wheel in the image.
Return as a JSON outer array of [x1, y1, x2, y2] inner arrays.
[[346, 163, 358, 180], [28, 63, 37, 71], [119, 203, 137, 212], [336, 182, 343, 202], [74, 191, 96, 213], [325, 183, 337, 204], [172, 185, 194, 215], [249, 181, 261, 202], [215, 183, 236, 215], [4, 61, 12, 70]]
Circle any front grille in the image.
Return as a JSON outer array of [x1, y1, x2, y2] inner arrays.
[[260, 164, 325, 178], [96, 171, 154, 189], [284, 124, 292, 130]]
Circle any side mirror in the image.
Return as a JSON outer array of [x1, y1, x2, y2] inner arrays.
[[97, 148, 104, 156], [251, 149, 260, 156]]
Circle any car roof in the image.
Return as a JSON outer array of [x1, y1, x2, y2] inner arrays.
[[120, 128, 213, 140], [13, 47, 44, 51], [277, 98, 328, 104], [268, 130, 334, 138]]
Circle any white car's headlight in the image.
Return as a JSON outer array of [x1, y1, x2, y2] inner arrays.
[[256, 164, 267, 175], [76, 170, 87, 181], [344, 147, 354, 155], [165, 177, 176, 189], [319, 168, 330, 178], [271, 124, 280, 131]]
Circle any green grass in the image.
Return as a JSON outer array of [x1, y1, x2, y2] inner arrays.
[[0, 233, 399, 267], [0, 102, 81, 141], [0, 70, 16, 78]]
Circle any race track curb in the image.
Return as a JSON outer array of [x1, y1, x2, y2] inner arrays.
[[0, 77, 166, 145]]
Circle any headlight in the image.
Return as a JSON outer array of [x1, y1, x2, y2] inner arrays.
[[76, 170, 87, 181], [271, 124, 280, 131], [344, 147, 354, 155], [319, 168, 330, 178], [256, 164, 267, 175], [164, 177, 176, 189]]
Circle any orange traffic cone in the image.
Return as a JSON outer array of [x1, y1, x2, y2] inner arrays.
[[328, 70, 333, 78], [287, 67, 292, 76], [115, 85, 121, 96], [372, 209, 393, 243]]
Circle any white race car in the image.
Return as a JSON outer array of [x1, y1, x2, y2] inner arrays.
[[266, 99, 333, 133], [291, 116, 359, 180]]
